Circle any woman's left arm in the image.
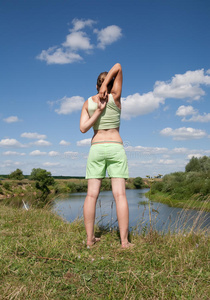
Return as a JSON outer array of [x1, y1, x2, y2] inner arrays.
[[80, 98, 106, 133]]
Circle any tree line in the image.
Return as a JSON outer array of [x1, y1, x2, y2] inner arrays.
[[151, 156, 210, 201]]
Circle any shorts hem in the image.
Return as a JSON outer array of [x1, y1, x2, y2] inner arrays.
[[85, 176, 105, 179]]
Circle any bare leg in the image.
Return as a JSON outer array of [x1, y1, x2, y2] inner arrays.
[[111, 178, 134, 248], [83, 179, 102, 246]]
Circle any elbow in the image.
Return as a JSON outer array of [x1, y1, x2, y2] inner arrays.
[[80, 126, 87, 133], [115, 63, 122, 71]]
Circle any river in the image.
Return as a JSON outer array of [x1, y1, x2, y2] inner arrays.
[[53, 188, 210, 233]]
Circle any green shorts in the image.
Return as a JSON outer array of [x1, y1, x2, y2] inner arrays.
[[86, 143, 129, 179]]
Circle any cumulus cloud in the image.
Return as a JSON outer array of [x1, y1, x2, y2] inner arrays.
[[94, 25, 122, 49], [3, 116, 21, 123], [126, 145, 168, 155], [49, 151, 60, 156], [21, 132, 47, 139], [71, 18, 96, 32], [121, 92, 164, 120], [30, 150, 47, 156], [153, 69, 210, 101], [64, 151, 79, 159], [37, 19, 122, 64], [176, 105, 197, 117], [186, 113, 210, 122], [160, 127, 207, 140], [59, 140, 71, 146], [0, 138, 25, 148], [52, 96, 84, 115], [37, 47, 82, 65], [172, 147, 189, 154], [33, 139, 52, 146], [2, 160, 22, 168], [43, 162, 60, 167], [176, 105, 210, 122], [77, 138, 91, 146], [63, 31, 93, 50], [158, 159, 176, 165], [3, 151, 26, 156], [122, 69, 210, 120]]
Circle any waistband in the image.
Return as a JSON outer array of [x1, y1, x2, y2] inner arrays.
[[91, 140, 123, 145]]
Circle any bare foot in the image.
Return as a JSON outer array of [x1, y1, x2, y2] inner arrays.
[[87, 237, 101, 247], [121, 242, 135, 249]]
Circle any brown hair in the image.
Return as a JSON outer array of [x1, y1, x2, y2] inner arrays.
[[96, 71, 114, 93]]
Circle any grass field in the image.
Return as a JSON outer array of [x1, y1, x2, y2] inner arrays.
[[0, 204, 209, 299]]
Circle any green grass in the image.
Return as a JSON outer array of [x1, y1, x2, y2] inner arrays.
[[147, 191, 210, 212], [0, 204, 209, 299]]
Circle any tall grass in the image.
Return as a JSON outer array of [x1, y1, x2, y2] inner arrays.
[[0, 203, 209, 299]]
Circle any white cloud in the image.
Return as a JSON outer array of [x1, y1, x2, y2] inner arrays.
[[71, 18, 96, 32], [172, 147, 188, 154], [153, 69, 210, 101], [3, 151, 26, 156], [49, 151, 60, 156], [126, 145, 168, 155], [176, 105, 197, 117], [37, 19, 122, 65], [187, 154, 203, 159], [121, 69, 210, 120], [21, 132, 47, 139], [2, 160, 22, 168], [121, 92, 164, 120], [77, 138, 91, 146], [158, 159, 176, 165], [176, 105, 210, 122], [160, 127, 207, 140], [54, 96, 84, 115], [94, 25, 122, 49], [0, 138, 25, 148], [43, 162, 60, 167], [64, 151, 79, 159], [3, 116, 21, 123], [37, 47, 82, 65], [33, 139, 52, 146], [30, 150, 47, 156], [184, 113, 210, 123], [63, 31, 93, 50], [59, 140, 70, 146]]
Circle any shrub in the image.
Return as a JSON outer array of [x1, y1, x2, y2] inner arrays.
[[133, 177, 143, 189], [8, 169, 24, 180]]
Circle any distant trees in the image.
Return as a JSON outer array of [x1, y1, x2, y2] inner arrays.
[[8, 169, 24, 180], [151, 156, 210, 200], [185, 156, 210, 173]]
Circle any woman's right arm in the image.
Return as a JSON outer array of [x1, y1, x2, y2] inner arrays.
[[99, 63, 123, 102], [80, 99, 106, 133]]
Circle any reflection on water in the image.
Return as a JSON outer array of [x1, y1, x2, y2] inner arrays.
[[53, 189, 210, 233]]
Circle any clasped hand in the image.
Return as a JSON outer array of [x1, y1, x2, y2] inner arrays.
[[98, 85, 108, 111]]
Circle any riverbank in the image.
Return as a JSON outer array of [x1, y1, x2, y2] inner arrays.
[[147, 190, 210, 212], [0, 178, 148, 207], [0, 203, 209, 299]]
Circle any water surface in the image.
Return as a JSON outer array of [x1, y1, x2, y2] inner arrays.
[[53, 189, 210, 233]]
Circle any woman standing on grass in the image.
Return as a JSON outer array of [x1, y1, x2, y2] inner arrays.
[[80, 63, 133, 248]]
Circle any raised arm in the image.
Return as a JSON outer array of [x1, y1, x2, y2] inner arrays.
[[99, 63, 123, 102], [80, 98, 106, 133]]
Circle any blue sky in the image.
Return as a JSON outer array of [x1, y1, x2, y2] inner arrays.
[[0, 0, 210, 178]]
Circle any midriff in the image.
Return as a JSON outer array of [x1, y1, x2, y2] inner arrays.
[[91, 128, 123, 144]]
